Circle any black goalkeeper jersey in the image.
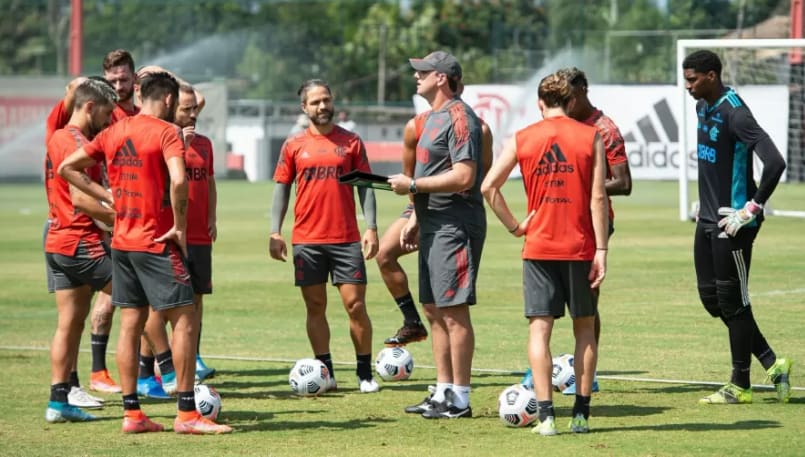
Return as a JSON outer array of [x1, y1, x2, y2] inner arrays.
[[695, 88, 770, 225]]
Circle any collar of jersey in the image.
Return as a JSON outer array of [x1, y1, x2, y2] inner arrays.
[[705, 87, 735, 114]]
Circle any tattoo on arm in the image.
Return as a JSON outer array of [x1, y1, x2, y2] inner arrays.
[[80, 173, 92, 185], [178, 199, 187, 215]]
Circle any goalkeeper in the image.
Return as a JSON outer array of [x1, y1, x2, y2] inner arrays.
[[682, 50, 792, 404]]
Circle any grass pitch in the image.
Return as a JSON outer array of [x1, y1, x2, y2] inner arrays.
[[1, 180, 803, 456]]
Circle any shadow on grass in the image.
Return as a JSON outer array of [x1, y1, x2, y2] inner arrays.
[[598, 370, 649, 376], [224, 410, 395, 433], [594, 419, 781, 433], [580, 404, 670, 417]]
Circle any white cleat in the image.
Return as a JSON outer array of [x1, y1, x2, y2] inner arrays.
[[67, 386, 103, 409], [359, 378, 380, 393]]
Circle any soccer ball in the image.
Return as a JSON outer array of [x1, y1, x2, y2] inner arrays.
[[289, 358, 330, 396], [374, 347, 414, 381], [551, 353, 576, 391], [498, 384, 538, 427], [93, 191, 114, 232], [194, 384, 222, 420]]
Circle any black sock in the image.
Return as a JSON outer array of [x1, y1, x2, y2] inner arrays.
[[69, 371, 80, 389], [139, 355, 156, 378], [395, 293, 421, 324], [356, 353, 372, 381], [573, 395, 592, 419], [91, 333, 109, 372], [749, 313, 776, 370], [315, 353, 335, 381], [177, 391, 196, 412], [50, 382, 70, 403], [537, 400, 554, 422], [727, 312, 753, 389], [122, 393, 140, 411], [156, 350, 175, 375]]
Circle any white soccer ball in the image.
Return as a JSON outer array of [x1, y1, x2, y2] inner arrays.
[[289, 358, 330, 396], [551, 353, 576, 392], [194, 384, 222, 420], [498, 384, 538, 427], [374, 347, 414, 381]]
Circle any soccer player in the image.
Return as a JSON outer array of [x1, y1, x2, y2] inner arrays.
[[682, 50, 792, 404], [269, 79, 380, 393], [520, 67, 632, 394], [44, 78, 118, 423], [379, 83, 493, 348], [481, 71, 609, 435], [175, 84, 218, 381], [58, 72, 231, 434], [388, 51, 485, 419]]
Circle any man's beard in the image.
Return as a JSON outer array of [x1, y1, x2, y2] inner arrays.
[[308, 110, 333, 126]]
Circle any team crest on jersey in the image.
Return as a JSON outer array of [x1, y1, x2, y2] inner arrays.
[[708, 125, 719, 142], [334, 146, 347, 158]]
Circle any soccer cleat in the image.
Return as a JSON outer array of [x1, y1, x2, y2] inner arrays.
[[161, 371, 177, 395], [421, 389, 472, 419], [766, 357, 793, 403], [358, 378, 380, 393], [520, 368, 534, 390], [90, 369, 122, 393], [137, 376, 172, 400], [45, 401, 97, 423], [532, 416, 558, 436], [562, 377, 600, 395], [569, 414, 590, 433], [174, 412, 232, 435], [196, 355, 216, 382], [384, 322, 428, 346], [122, 412, 165, 433], [405, 387, 435, 414], [67, 386, 104, 409], [699, 383, 753, 404]]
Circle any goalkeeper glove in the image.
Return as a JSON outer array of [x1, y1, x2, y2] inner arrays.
[[717, 200, 763, 237]]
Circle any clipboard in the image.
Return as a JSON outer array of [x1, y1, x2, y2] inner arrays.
[[339, 170, 392, 191]]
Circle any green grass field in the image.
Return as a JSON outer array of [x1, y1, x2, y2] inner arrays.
[[1, 180, 803, 457]]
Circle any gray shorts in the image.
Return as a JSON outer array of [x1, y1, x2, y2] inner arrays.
[[292, 242, 367, 286], [400, 203, 414, 219], [187, 244, 212, 295], [418, 226, 484, 307], [111, 245, 194, 310], [523, 260, 596, 319], [45, 239, 112, 293]]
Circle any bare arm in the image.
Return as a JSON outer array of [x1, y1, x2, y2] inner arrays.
[[153, 155, 189, 255], [605, 161, 632, 196], [480, 121, 494, 179], [70, 184, 115, 226], [57, 148, 113, 206], [589, 134, 609, 288], [414, 160, 476, 194], [481, 137, 533, 236], [269, 182, 291, 261]]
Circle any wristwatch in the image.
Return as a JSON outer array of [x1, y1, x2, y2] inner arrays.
[[409, 178, 417, 195]]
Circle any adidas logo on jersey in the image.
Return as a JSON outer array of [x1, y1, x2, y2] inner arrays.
[[112, 139, 143, 167], [534, 144, 574, 176]]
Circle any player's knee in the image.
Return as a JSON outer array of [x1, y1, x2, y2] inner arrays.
[[716, 279, 749, 319], [374, 247, 396, 270], [697, 284, 720, 318]]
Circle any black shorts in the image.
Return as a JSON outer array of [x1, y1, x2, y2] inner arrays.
[[418, 226, 484, 307], [187, 244, 213, 295], [292, 242, 367, 286], [111, 244, 194, 310], [45, 239, 112, 293], [523, 260, 596, 319]]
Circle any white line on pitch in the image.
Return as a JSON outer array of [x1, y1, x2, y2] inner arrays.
[[2, 345, 802, 392], [753, 288, 805, 297]]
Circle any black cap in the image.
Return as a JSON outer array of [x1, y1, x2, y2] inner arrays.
[[409, 51, 462, 80]]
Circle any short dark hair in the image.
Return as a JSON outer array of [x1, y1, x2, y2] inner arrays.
[[298, 79, 331, 103], [102, 49, 135, 73], [682, 50, 722, 78], [139, 71, 179, 102], [562, 67, 588, 90], [74, 78, 119, 109]]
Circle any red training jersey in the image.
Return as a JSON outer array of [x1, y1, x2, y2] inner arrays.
[[45, 101, 71, 146], [84, 114, 186, 254], [516, 116, 598, 261], [582, 108, 627, 221], [111, 103, 140, 124], [186, 134, 215, 245], [273, 125, 372, 244], [44, 125, 105, 255]]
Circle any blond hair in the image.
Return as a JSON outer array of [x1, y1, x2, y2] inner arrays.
[[537, 72, 573, 109]]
